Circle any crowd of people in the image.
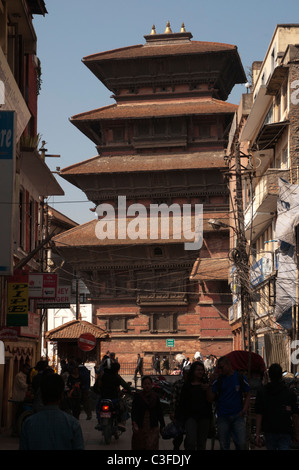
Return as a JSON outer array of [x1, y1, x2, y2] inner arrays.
[[10, 351, 299, 451], [150, 352, 218, 376]]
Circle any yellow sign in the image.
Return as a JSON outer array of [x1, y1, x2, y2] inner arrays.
[[7, 275, 28, 326]]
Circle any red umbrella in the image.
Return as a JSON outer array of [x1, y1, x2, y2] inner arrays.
[[224, 350, 266, 374]]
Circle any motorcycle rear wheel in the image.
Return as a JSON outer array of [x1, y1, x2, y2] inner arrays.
[[103, 422, 112, 444]]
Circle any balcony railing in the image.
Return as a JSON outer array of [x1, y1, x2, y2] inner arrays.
[[244, 168, 290, 235]]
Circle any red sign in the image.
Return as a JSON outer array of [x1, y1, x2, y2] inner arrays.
[[78, 333, 96, 351]]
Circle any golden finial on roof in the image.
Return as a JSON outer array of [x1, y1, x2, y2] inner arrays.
[[164, 21, 172, 33], [181, 23, 186, 32], [150, 24, 156, 35]]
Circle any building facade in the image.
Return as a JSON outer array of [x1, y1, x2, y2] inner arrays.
[[54, 23, 246, 371], [0, 1, 64, 430], [227, 24, 299, 371]]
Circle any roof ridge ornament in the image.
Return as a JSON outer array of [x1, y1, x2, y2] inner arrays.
[[150, 24, 156, 35], [181, 23, 186, 33], [164, 21, 172, 34]]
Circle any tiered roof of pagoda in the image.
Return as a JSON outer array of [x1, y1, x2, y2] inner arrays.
[[82, 23, 246, 101]]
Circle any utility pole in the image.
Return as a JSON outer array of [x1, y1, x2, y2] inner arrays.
[[226, 141, 254, 353], [234, 142, 251, 352]]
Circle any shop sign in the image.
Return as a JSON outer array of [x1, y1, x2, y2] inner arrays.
[[7, 272, 28, 326], [28, 273, 58, 298], [36, 285, 71, 308]]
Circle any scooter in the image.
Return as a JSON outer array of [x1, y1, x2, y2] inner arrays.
[[98, 398, 124, 445]]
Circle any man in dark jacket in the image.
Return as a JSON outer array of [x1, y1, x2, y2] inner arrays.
[[255, 363, 299, 450], [99, 362, 131, 430]]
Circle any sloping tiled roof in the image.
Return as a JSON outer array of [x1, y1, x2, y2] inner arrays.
[[45, 320, 110, 341], [70, 99, 237, 122], [60, 151, 227, 177], [190, 257, 230, 280], [83, 41, 238, 62], [53, 215, 230, 247]]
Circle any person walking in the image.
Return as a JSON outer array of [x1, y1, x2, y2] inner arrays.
[[76, 358, 92, 420], [169, 366, 189, 450], [32, 360, 54, 413], [209, 355, 251, 450], [11, 362, 31, 436], [181, 357, 191, 372], [134, 354, 143, 385], [204, 355, 213, 375], [153, 355, 160, 375], [255, 363, 299, 450], [161, 356, 170, 375], [66, 364, 83, 420], [19, 373, 84, 450], [176, 361, 212, 450], [131, 375, 165, 450]]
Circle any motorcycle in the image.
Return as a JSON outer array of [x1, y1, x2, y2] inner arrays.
[[152, 376, 173, 413], [97, 398, 124, 445]]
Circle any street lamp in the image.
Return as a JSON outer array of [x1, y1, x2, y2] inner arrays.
[[208, 218, 237, 233]]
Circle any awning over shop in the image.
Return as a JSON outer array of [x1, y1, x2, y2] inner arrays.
[[254, 120, 289, 151]]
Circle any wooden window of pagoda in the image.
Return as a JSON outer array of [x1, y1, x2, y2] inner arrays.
[[136, 120, 150, 137], [134, 118, 186, 142], [112, 126, 125, 142], [170, 118, 185, 135]]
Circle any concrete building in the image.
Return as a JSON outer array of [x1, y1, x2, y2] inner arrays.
[[0, 1, 64, 431], [227, 24, 299, 370]]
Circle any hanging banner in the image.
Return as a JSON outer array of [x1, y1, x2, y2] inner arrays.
[[7, 272, 28, 326], [274, 178, 299, 329]]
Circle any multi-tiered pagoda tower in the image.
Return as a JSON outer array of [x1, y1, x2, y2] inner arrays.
[[54, 23, 246, 369]]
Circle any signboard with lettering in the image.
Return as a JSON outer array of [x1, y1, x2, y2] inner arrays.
[[28, 273, 58, 298], [36, 285, 71, 308], [0, 111, 15, 275], [7, 272, 28, 326]]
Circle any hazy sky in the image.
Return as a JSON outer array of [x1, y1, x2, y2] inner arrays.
[[33, 0, 299, 224]]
